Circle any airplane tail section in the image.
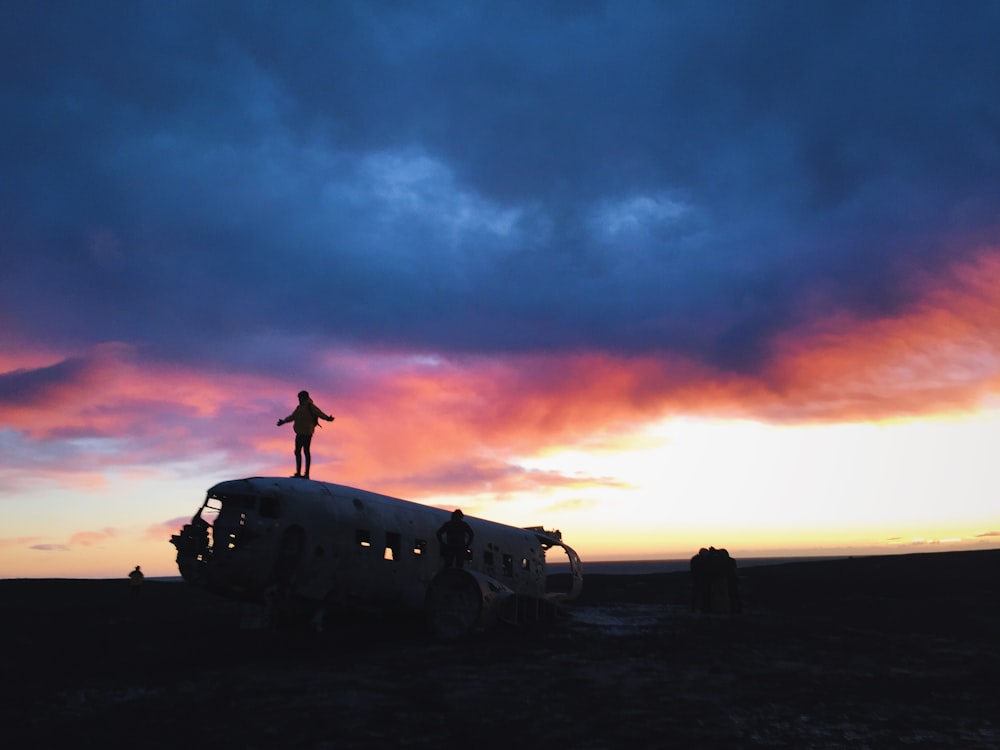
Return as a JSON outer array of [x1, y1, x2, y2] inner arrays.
[[527, 526, 584, 602]]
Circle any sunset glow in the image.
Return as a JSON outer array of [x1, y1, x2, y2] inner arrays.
[[2, 3, 999, 578]]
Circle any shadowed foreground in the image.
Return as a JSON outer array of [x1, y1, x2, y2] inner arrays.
[[3, 549, 998, 749]]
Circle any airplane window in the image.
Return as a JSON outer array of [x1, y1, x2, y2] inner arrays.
[[502, 554, 513, 577], [521, 558, 530, 571], [483, 551, 494, 566], [385, 532, 401, 561], [413, 539, 427, 556], [356, 529, 371, 548]]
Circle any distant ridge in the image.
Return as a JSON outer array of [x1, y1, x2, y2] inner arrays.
[[547, 555, 845, 575]]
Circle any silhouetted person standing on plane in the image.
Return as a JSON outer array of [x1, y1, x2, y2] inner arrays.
[[276, 390, 334, 479], [437, 509, 474, 569], [128, 565, 144, 597]]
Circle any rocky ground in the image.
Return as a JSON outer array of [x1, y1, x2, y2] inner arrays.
[[3, 549, 999, 749]]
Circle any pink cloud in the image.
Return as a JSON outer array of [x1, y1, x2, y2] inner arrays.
[[68, 528, 118, 547], [0, 341, 281, 442], [144, 517, 193, 542], [0, 536, 44, 549]]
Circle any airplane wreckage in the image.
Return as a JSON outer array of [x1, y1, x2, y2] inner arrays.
[[171, 477, 583, 639]]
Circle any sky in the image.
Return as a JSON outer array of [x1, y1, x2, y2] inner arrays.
[[2, 1, 999, 578]]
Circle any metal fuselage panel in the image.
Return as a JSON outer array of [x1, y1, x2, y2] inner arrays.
[[174, 477, 558, 611]]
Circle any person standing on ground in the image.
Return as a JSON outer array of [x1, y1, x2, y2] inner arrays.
[[276, 390, 334, 479], [128, 565, 144, 597]]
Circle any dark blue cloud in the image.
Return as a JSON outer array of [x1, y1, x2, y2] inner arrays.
[[0, 356, 93, 405], [2, 1, 998, 373]]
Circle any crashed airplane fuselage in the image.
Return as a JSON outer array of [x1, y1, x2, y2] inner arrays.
[[171, 477, 583, 638]]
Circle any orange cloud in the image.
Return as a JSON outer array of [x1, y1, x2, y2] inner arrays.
[[2, 248, 998, 504], [322, 249, 1000, 493], [764, 248, 1000, 421]]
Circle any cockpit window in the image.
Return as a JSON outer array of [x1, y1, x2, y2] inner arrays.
[[200, 497, 223, 526], [203, 492, 262, 527], [209, 492, 256, 510]]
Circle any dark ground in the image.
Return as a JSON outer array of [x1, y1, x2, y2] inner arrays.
[[3, 549, 999, 749]]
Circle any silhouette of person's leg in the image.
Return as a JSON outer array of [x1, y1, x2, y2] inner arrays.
[[293, 435, 305, 477], [302, 435, 312, 478]]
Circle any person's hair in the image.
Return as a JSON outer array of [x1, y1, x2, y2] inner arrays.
[[298, 390, 309, 401], [452, 509, 463, 519]]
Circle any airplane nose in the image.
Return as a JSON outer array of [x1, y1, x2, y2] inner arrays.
[[171, 522, 210, 584]]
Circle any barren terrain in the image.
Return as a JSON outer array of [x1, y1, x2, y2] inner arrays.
[[3, 549, 998, 749]]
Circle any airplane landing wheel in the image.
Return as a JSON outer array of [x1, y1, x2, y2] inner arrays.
[[425, 569, 483, 641]]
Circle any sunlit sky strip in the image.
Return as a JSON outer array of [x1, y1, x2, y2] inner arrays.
[[2, 2, 999, 577]]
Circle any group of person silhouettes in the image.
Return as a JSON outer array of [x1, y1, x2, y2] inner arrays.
[[689, 546, 742, 614]]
